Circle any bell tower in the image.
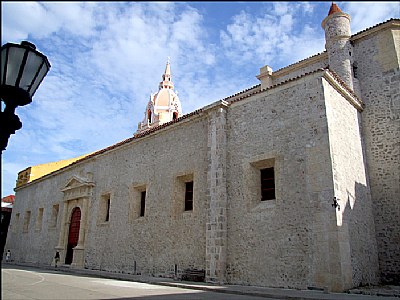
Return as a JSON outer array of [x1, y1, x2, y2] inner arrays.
[[136, 59, 183, 134]]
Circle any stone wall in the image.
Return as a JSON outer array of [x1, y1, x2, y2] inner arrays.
[[205, 102, 229, 283], [225, 71, 339, 290], [323, 78, 379, 288], [7, 115, 210, 277], [354, 25, 400, 284], [224, 69, 380, 291], [85, 116, 210, 276]]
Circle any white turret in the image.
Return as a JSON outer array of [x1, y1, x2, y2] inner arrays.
[[322, 3, 354, 90]]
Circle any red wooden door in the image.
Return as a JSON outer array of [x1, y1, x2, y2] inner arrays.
[[65, 207, 81, 265]]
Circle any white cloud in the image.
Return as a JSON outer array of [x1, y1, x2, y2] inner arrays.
[[300, 2, 314, 14], [1, 2, 47, 42], [219, 3, 324, 70], [344, 2, 400, 33], [273, 2, 290, 16], [43, 2, 97, 37], [1, 2, 98, 43]]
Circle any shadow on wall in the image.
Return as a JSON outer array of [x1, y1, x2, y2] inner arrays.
[[340, 181, 380, 287]]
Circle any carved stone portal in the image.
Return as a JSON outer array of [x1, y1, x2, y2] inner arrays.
[[56, 173, 94, 268]]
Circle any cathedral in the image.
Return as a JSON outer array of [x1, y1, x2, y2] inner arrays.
[[5, 3, 399, 292]]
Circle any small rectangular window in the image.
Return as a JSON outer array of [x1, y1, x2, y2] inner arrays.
[[36, 208, 44, 230], [129, 184, 147, 221], [261, 167, 275, 201], [174, 173, 194, 215], [98, 193, 111, 224], [140, 191, 146, 217], [50, 204, 59, 228], [23, 211, 31, 232], [105, 197, 110, 222], [352, 62, 358, 78], [184, 181, 193, 211]]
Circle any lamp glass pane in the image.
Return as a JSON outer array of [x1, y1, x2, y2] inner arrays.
[[29, 64, 49, 97], [1, 49, 6, 84], [19, 51, 45, 95], [4, 47, 25, 87]]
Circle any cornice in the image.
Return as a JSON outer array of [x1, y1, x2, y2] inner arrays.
[[351, 19, 400, 42], [323, 70, 364, 112], [273, 52, 328, 78]]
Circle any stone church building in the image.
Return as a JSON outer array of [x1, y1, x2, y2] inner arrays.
[[5, 3, 399, 292]]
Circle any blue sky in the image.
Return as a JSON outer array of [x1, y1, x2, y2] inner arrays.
[[1, 1, 399, 197]]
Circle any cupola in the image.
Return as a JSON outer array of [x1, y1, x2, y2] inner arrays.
[[136, 59, 183, 134]]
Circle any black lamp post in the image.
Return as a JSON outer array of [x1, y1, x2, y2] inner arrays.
[[1, 41, 51, 152]]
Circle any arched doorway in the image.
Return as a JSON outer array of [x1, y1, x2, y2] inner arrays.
[[65, 207, 81, 265]]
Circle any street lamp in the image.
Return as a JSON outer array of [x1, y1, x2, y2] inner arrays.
[[1, 41, 51, 152]]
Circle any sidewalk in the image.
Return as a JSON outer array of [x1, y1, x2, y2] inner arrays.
[[5, 262, 400, 300]]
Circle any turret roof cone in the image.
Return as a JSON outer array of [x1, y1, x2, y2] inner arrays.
[[321, 2, 350, 29], [328, 2, 342, 16]]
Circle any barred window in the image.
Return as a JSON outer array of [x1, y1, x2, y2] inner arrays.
[[184, 181, 193, 211], [261, 167, 275, 201]]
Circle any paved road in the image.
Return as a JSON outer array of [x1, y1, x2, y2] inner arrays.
[[2, 265, 275, 300]]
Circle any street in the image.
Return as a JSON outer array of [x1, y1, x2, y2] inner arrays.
[[1, 264, 273, 300]]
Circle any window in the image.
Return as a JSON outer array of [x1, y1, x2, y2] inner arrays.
[[140, 191, 146, 217], [50, 204, 59, 228], [173, 173, 194, 215], [352, 62, 358, 79], [261, 167, 275, 201], [23, 211, 31, 232], [245, 156, 279, 209], [184, 181, 194, 211], [173, 112, 178, 120], [36, 208, 44, 230], [147, 110, 152, 123], [129, 184, 147, 221], [104, 194, 111, 222], [106, 197, 110, 221], [98, 193, 111, 224]]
